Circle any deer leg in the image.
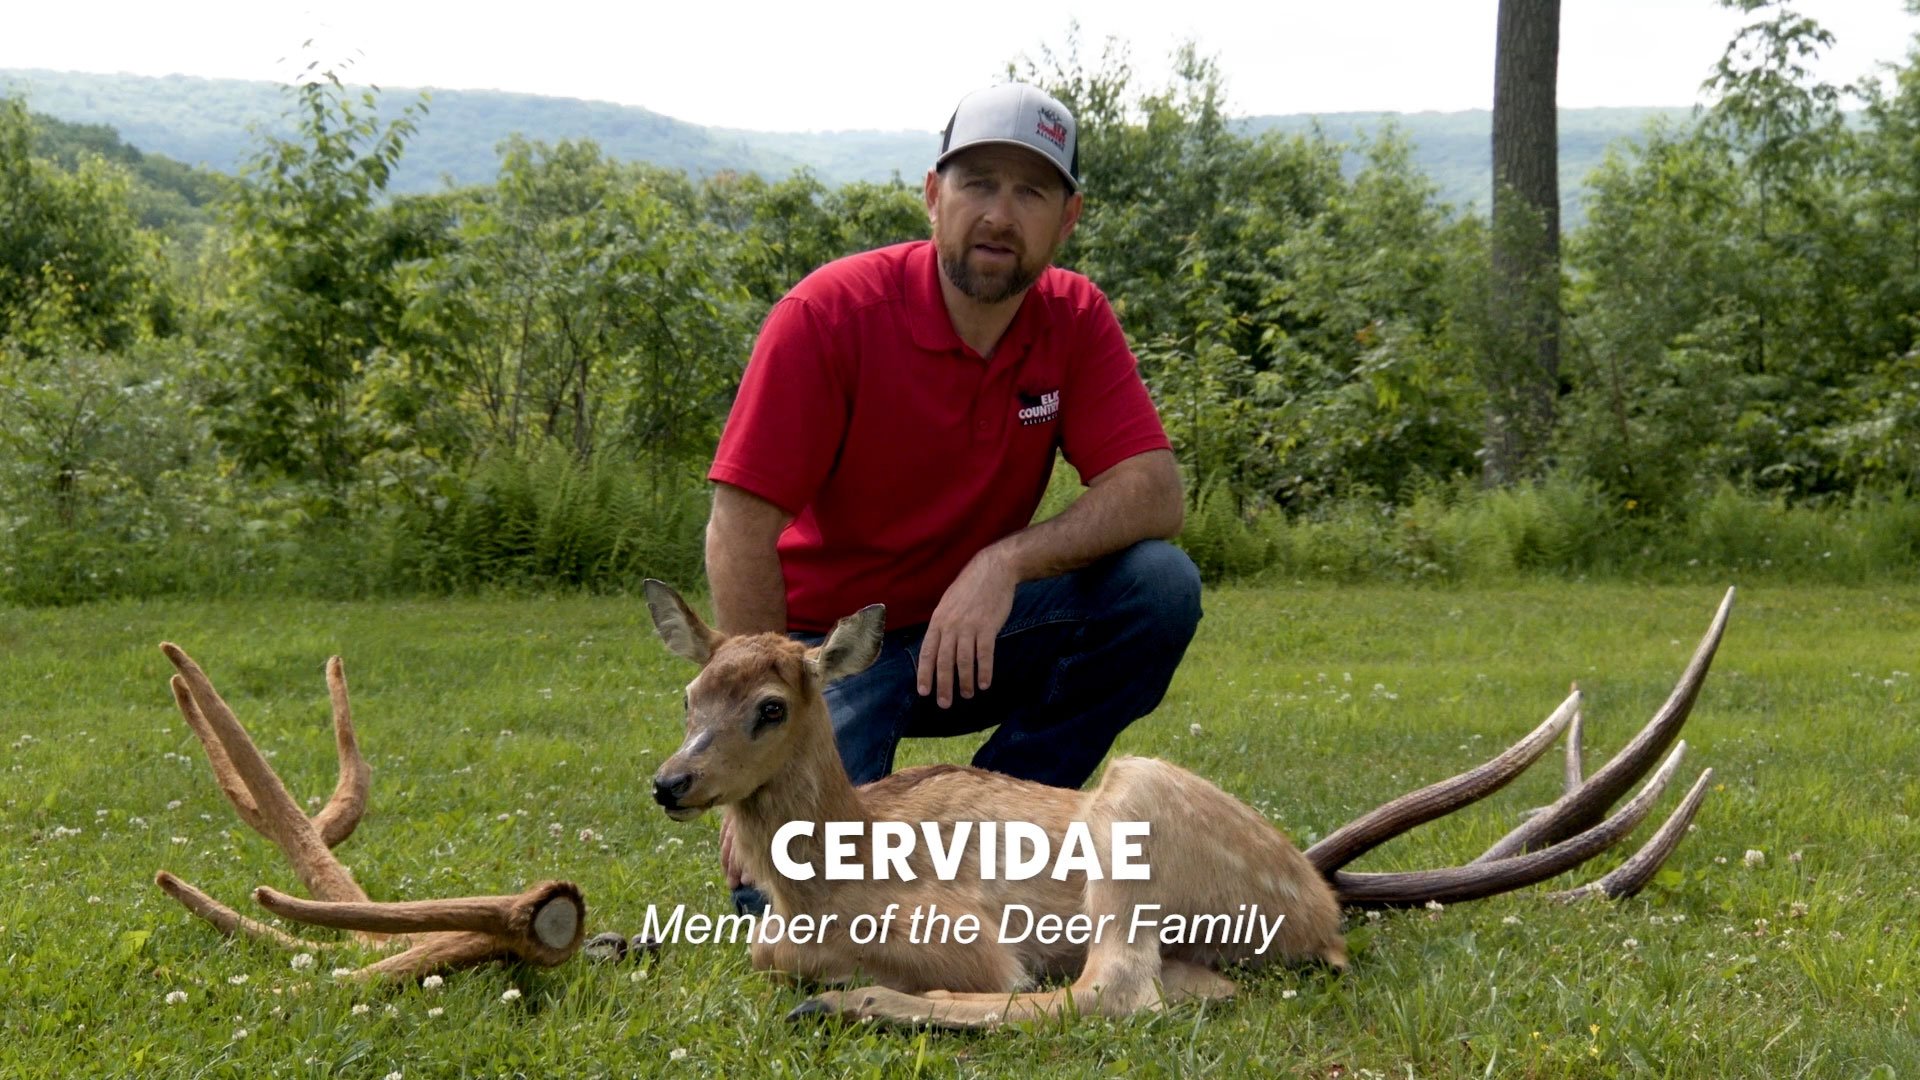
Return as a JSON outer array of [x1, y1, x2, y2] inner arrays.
[[790, 944, 1235, 1029]]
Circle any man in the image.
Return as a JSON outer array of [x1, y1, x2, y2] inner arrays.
[[703, 83, 1202, 911]]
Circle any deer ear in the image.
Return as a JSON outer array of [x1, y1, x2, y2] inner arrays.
[[643, 580, 725, 666], [808, 604, 885, 685]]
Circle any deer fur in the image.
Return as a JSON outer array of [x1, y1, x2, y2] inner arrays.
[[643, 582, 1345, 1027]]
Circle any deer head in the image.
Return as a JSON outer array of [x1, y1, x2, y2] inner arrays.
[[642, 579, 883, 821]]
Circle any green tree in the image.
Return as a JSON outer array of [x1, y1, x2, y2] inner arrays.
[[208, 73, 425, 502], [0, 97, 160, 355]]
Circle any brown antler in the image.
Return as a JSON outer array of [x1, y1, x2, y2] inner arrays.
[[1306, 587, 1733, 907], [153, 644, 587, 980]]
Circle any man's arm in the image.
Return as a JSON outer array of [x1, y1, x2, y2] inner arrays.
[[705, 482, 795, 635], [915, 448, 1184, 707]]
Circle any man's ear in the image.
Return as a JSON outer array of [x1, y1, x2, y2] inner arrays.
[[1057, 190, 1083, 245], [643, 580, 726, 666], [807, 605, 886, 685]]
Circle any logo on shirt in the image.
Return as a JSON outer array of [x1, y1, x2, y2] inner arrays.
[[1017, 389, 1061, 426], [1035, 107, 1068, 149]]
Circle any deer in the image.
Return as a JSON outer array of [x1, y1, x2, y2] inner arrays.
[[639, 582, 1734, 1029], [151, 643, 587, 980]]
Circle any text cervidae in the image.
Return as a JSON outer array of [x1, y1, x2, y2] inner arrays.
[[643, 581, 1731, 1028]]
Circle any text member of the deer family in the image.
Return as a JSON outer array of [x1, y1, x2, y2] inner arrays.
[[702, 83, 1200, 912]]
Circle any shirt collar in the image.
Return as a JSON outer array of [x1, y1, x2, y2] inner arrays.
[[904, 240, 1054, 360]]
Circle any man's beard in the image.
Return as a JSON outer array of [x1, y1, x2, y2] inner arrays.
[[937, 236, 1047, 305]]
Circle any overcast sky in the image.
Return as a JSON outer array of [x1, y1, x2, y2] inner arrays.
[[5, 1, 1914, 132]]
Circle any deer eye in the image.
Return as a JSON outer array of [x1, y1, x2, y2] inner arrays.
[[756, 699, 787, 728]]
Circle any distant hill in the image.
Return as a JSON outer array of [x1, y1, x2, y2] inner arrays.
[[3, 68, 1698, 217], [1244, 107, 1698, 218]]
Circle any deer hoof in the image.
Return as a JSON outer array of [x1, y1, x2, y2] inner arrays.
[[583, 932, 628, 962], [786, 997, 837, 1022]]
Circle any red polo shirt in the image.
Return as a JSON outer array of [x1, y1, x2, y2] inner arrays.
[[709, 240, 1170, 633]]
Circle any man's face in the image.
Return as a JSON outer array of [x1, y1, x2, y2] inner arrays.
[[926, 145, 1083, 305]]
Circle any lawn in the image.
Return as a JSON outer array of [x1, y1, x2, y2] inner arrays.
[[2, 583, 1915, 1078]]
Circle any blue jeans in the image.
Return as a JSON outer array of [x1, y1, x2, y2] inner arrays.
[[795, 539, 1203, 789]]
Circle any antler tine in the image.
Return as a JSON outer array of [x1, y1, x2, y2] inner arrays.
[[154, 870, 336, 952], [1331, 741, 1690, 908], [311, 657, 371, 849], [1548, 768, 1714, 902], [1563, 687, 1584, 793], [1474, 587, 1735, 863], [252, 881, 585, 967], [158, 643, 370, 908], [1305, 689, 1581, 874], [169, 675, 270, 839]]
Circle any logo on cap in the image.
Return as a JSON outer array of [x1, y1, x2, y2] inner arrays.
[[1035, 106, 1068, 149]]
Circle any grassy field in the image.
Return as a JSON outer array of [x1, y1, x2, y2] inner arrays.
[[2, 584, 1915, 1078]]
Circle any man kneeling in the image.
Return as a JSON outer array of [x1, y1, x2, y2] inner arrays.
[[701, 82, 1203, 913]]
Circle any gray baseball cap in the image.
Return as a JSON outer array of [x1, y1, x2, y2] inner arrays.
[[936, 83, 1079, 193]]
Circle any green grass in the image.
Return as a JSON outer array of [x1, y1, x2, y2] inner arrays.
[[2, 584, 1916, 1078]]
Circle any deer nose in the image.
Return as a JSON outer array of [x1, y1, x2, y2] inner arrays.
[[653, 771, 694, 807]]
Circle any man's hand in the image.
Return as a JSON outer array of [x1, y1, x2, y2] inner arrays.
[[916, 548, 1018, 708]]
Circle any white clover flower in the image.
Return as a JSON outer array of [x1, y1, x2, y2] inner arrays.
[[669, 1048, 688, 1061], [87, 895, 101, 905], [170, 836, 188, 845], [385, 1072, 403, 1080], [1744, 849, 1765, 869], [500, 988, 522, 1003], [421, 975, 444, 990], [290, 953, 315, 971], [1189, 723, 1204, 737], [1502, 915, 1522, 926], [227, 974, 249, 986], [352, 1003, 371, 1016], [333, 968, 356, 979], [427, 1007, 444, 1018], [233, 1028, 248, 1040], [165, 990, 188, 1006], [496, 813, 512, 822], [1425, 900, 1444, 912], [578, 828, 600, 843], [167, 800, 182, 810], [1789, 902, 1808, 919], [384, 1003, 399, 1016], [1672, 914, 1687, 923], [1623, 938, 1640, 950], [1281, 989, 1298, 999]]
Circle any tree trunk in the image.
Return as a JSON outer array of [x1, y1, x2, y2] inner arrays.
[[1485, 0, 1562, 485]]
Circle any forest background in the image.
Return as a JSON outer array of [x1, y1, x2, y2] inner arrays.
[[5, 0, 1920, 607]]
